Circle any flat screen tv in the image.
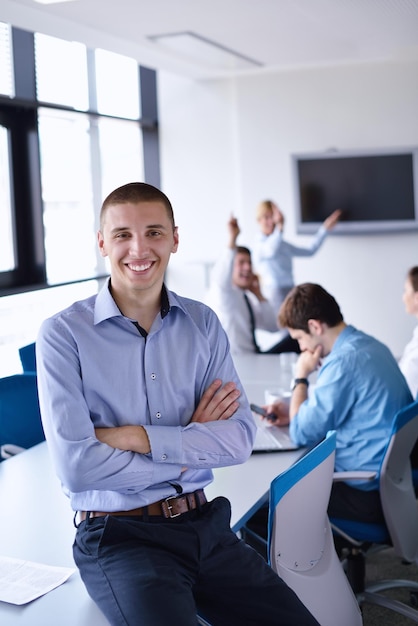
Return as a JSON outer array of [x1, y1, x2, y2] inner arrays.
[[292, 148, 418, 234]]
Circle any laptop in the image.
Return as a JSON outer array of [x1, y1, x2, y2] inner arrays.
[[252, 423, 300, 453], [249, 401, 299, 453]]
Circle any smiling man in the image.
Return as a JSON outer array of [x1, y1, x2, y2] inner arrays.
[[36, 183, 319, 626], [207, 215, 280, 355]]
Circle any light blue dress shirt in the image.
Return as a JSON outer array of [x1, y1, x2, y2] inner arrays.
[[36, 280, 256, 512], [289, 325, 413, 490]]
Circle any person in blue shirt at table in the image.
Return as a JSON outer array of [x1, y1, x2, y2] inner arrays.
[[36, 182, 319, 626], [266, 282, 413, 525]]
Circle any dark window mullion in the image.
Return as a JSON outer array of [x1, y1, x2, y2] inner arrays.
[[140, 66, 160, 188], [10, 27, 45, 289], [10, 107, 45, 286]]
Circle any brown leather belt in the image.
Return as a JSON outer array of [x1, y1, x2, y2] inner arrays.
[[79, 489, 207, 522]]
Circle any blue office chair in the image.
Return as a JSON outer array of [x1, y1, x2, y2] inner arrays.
[[0, 373, 45, 460], [331, 399, 418, 621], [18, 341, 37, 373], [268, 431, 363, 626]]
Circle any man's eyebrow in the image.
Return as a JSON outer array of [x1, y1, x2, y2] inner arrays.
[[146, 223, 168, 229], [110, 226, 129, 233], [109, 223, 168, 234]]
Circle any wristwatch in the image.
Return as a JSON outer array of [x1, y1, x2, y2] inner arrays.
[[292, 378, 309, 391]]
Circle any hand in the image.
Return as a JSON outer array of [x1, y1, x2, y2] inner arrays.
[[295, 345, 322, 378], [95, 425, 151, 454], [191, 379, 240, 423], [247, 273, 265, 301], [323, 209, 342, 230], [262, 401, 290, 426], [272, 204, 285, 230], [228, 216, 240, 247]]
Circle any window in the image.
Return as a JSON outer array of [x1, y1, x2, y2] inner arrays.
[[95, 48, 140, 119], [0, 22, 14, 98], [0, 123, 15, 271], [0, 25, 158, 294], [98, 116, 144, 198], [38, 108, 100, 284], [34, 33, 89, 110]]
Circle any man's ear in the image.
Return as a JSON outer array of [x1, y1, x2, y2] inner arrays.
[[172, 226, 179, 253], [307, 319, 323, 335], [97, 231, 107, 257]]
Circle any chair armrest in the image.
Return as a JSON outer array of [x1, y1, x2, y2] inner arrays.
[[333, 470, 377, 482]]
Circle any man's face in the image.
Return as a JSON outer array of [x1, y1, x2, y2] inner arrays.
[[232, 251, 253, 290], [288, 324, 325, 357], [98, 201, 178, 298]]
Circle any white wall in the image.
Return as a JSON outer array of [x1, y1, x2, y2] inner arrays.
[[158, 59, 418, 357], [158, 73, 241, 294]]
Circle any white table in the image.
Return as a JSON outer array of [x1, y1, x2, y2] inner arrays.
[[0, 443, 106, 625], [207, 447, 305, 531], [0, 441, 305, 624], [233, 353, 296, 385]]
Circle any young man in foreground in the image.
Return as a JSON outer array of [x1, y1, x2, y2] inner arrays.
[[36, 183, 318, 625]]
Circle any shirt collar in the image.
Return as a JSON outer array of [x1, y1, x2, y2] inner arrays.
[[324, 324, 355, 357], [94, 278, 177, 325]]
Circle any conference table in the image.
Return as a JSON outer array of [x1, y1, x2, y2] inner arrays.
[[0, 354, 304, 624]]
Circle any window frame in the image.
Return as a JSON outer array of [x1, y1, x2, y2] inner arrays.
[[0, 26, 160, 297]]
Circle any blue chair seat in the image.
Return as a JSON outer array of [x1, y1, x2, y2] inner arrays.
[[19, 342, 37, 373], [0, 373, 45, 460], [329, 517, 390, 545]]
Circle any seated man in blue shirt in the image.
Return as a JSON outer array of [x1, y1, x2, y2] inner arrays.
[[244, 282, 413, 558], [268, 282, 413, 524], [36, 183, 318, 626]]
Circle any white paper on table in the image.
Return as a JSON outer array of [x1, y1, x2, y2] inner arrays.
[[0, 555, 75, 605]]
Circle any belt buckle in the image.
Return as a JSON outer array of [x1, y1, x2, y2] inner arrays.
[[163, 495, 181, 518]]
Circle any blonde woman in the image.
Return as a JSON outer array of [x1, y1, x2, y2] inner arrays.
[[253, 200, 341, 313]]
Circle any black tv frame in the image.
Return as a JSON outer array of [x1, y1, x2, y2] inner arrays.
[[292, 147, 418, 235]]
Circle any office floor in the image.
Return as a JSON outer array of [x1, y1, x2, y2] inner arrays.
[[361, 546, 418, 625]]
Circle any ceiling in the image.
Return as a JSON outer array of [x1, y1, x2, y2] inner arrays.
[[3, 0, 418, 79]]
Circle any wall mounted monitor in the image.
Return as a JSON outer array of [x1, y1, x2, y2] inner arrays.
[[292, 148, 418, 234]]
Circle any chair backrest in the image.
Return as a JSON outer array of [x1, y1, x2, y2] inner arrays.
[[0, 373, 45, 457], [379, 399, 418, 563], [19, 342, 37, 373], [268, 431, 362, 626]]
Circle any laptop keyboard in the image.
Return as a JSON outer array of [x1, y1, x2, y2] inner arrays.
[[252, 425, 296, 452]]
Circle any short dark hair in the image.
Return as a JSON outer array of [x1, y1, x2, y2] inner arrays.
[[236, 245, 251, 257], [279, 283, 344, 332], [100, 182, 175, 230], [407, 266, 418, 292]]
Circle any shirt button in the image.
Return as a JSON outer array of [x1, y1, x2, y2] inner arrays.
[[161, 454, 167, 461], [151, 373, 156, 380], [156, 412, 161, 419]]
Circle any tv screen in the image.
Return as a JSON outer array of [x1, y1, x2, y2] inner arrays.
[[293, 148, 418, 234]]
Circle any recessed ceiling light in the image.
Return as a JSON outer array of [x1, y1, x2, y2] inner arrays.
[[33, 0, 77, 5], [148, 31, 262, 71]]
